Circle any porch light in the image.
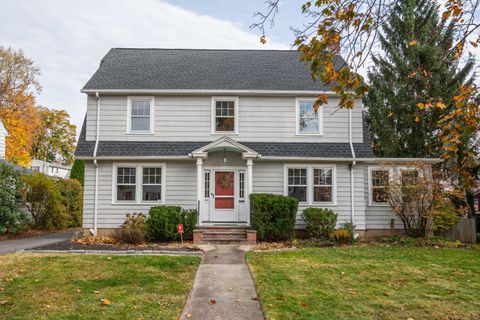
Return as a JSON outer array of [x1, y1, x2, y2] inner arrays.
[[223, 148, 227, 163]]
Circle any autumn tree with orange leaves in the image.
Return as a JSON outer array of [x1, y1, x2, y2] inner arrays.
[[0, 47, 41, 166], [253, 0, 479, 213]]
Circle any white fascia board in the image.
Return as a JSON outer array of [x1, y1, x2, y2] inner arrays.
[[81, 89, 341, 96]]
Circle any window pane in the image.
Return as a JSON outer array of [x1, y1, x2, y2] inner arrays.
[[314, 186, 332, 202], [314, 168, 332, 185], [372, 170, 389, 187], [142, 185, 161, 201], [215, 117, 235, 132], [239, 172, 245, 199], [299, 102, 315, 117], [372, 188, 388, 203], [299, 117, 319, 133], [204, 171, 210, 198], [117, 167, 136, 184], [117, 185, 136, 201], [132, 100, 150, 115], [288, 186, 307, 202], [288, 168, 307, 185], [401, 170, 419, 185], [143, 167, 161, 184], [131, 117, 150, 131]]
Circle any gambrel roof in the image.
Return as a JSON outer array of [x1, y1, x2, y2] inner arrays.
[[82, 48, 347, 92]]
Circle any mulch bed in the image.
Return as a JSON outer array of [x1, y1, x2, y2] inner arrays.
[[28, 240, 202, 252]]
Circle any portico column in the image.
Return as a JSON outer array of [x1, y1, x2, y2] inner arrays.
[[246, 158, 253, 226], [196, 157, 203, 226]]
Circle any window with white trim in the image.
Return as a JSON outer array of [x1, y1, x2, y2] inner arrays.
[[313, 168, 333, 202], [239, 171, 245, 201], [117, 167, 136, 201], [212, 97, 238, 133], [370, 170, 389, 204], [296, 99, 322, 134], [142, 167, 162, 201], [204, 171, 210, 199], [128, 97, 154, 133], [400, 169, 419, 185], [287, 168, 308, 202], [114, 164, 165, 203]]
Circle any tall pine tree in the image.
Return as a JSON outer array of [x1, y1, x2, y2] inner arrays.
[[364, 0, 475, 158]]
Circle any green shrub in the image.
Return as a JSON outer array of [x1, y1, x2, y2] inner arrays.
[[58, 178, 83, 227], [330, 229, 351, 244], [145, 206, 197, 241], [250, 193, 298, 241], [302, 208, 337, 239], [23, 173, 68, 230], [112, 213, 146, 244], [0, 162, 30, 235], [431, 204, 460, 232]]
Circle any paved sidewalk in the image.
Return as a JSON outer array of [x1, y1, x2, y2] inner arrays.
[[0, 231, 76, 255], [181, 245, 264, 320]]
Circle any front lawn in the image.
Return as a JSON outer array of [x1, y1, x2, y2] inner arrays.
[[247, 246, 480, 320], [0, 254, 200, 319]]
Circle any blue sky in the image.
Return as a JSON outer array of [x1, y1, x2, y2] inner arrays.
[[0, 0, 306, 135]]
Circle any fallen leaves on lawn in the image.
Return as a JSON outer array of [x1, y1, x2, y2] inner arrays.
[[101, 298, 111, 306], [0, 300, 8, 305], [384, 291, 390, 297], [251, 296, 259, 301], [93, 290, 100, 294], [75, 236, 117, 245], [0, 288, 5, 291], [186, 313, 192, 318], [76, 289, 81, 293], [3, 277, 13, 282], [208, 299, 216, 305]]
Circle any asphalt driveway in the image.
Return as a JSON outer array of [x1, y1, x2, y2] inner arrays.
[[0, 231, 76, 255]]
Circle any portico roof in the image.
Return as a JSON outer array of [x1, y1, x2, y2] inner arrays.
[[189, 136, 260, 159]]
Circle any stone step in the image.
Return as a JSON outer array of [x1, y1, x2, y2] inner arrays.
[[193, 228, 257, 245]]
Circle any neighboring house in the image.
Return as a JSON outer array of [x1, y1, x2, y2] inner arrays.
[[30, 159, 72, 179], [0, 118, 7, 159], [75, 48, 439, 242]]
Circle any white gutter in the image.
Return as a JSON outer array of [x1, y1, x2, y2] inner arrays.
[[348, 109, 356, 232], [90, 92, 101, 236]]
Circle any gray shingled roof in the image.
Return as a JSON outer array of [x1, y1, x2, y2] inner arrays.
[[83, 49, 346, 91], [75, 119, 374, 159]]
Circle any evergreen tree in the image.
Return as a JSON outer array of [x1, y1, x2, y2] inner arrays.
[[364, 0, 475, 158], [70, 159, 84, 186]]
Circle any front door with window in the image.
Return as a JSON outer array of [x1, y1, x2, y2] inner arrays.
[[212, 170, 237, 221]]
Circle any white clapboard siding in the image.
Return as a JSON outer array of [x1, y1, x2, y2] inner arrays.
[[85, 95, 364, 143]]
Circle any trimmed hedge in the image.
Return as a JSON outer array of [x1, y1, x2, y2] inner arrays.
[[302, 208, 337, 239], [145, 206, 197, 241], [250, 193, 298, 241]]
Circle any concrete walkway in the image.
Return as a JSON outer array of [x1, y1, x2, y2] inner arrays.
[[0, 231, 76, 255], [181, 245, 264, 320]]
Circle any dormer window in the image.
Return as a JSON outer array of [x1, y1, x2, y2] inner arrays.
[[127, 96, 154, 134], [211, 97, 239, 134], [296, 98, 323, 135]]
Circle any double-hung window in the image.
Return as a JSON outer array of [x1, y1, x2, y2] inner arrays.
[[287, 168, 308, 203], [142, 167, 162, 201], [116, 167, 137, 201], [286, 166, 336, 204], [370, 169, 390, 205], [296, 99, 322, 135], [114, 164, 165, 203], [128, 97, 154, 134], [313, 168, 333, 203], [211, 97, 238, 134]]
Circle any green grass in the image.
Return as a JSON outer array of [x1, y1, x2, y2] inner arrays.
[[0, 254, 200, 320], [247, 246, 480, 320]]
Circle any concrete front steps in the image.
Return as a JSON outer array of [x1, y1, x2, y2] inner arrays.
[[193, 227, 257, 245]]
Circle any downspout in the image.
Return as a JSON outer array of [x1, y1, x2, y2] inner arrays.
[[89, 92, 100, 236], [348, 109, 357, 236]]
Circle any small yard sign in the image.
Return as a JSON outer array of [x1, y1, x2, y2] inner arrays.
[[177, 224, 184, 245]]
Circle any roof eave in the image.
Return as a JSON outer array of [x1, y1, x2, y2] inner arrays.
[[80, 89, 342, 96]]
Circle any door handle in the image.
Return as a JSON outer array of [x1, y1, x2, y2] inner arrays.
[[211, 193, 215, 198]]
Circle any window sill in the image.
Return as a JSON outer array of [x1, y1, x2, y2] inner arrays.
[[295, 133, 323, 136], [211, 132, 238, 135], [126, 132, 155, 135], [111, 201, 164, 205]]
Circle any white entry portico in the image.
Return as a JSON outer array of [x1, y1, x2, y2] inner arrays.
[[190, 137, 259, 226]]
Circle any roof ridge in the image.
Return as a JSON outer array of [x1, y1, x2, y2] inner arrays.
[[110, 47, 298, 52]]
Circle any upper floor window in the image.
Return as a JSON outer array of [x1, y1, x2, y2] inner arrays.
[[211, 97, 238, 134], [127, 97, 154, 134], [296, 99, 323, 135]]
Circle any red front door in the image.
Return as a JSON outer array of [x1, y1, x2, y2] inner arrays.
[[214, 171, 235, 209]]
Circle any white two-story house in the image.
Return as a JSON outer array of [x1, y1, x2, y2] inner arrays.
[[0, 119, 7, 159], [75, 48, 438, 242]]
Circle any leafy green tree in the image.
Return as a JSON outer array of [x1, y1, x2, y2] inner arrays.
[[31, 107, 76, 165], [0, 162, 30, 234], [363, 0, 475, 158], [58, 179, 83, 227], [70, 159, 84, 186]]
